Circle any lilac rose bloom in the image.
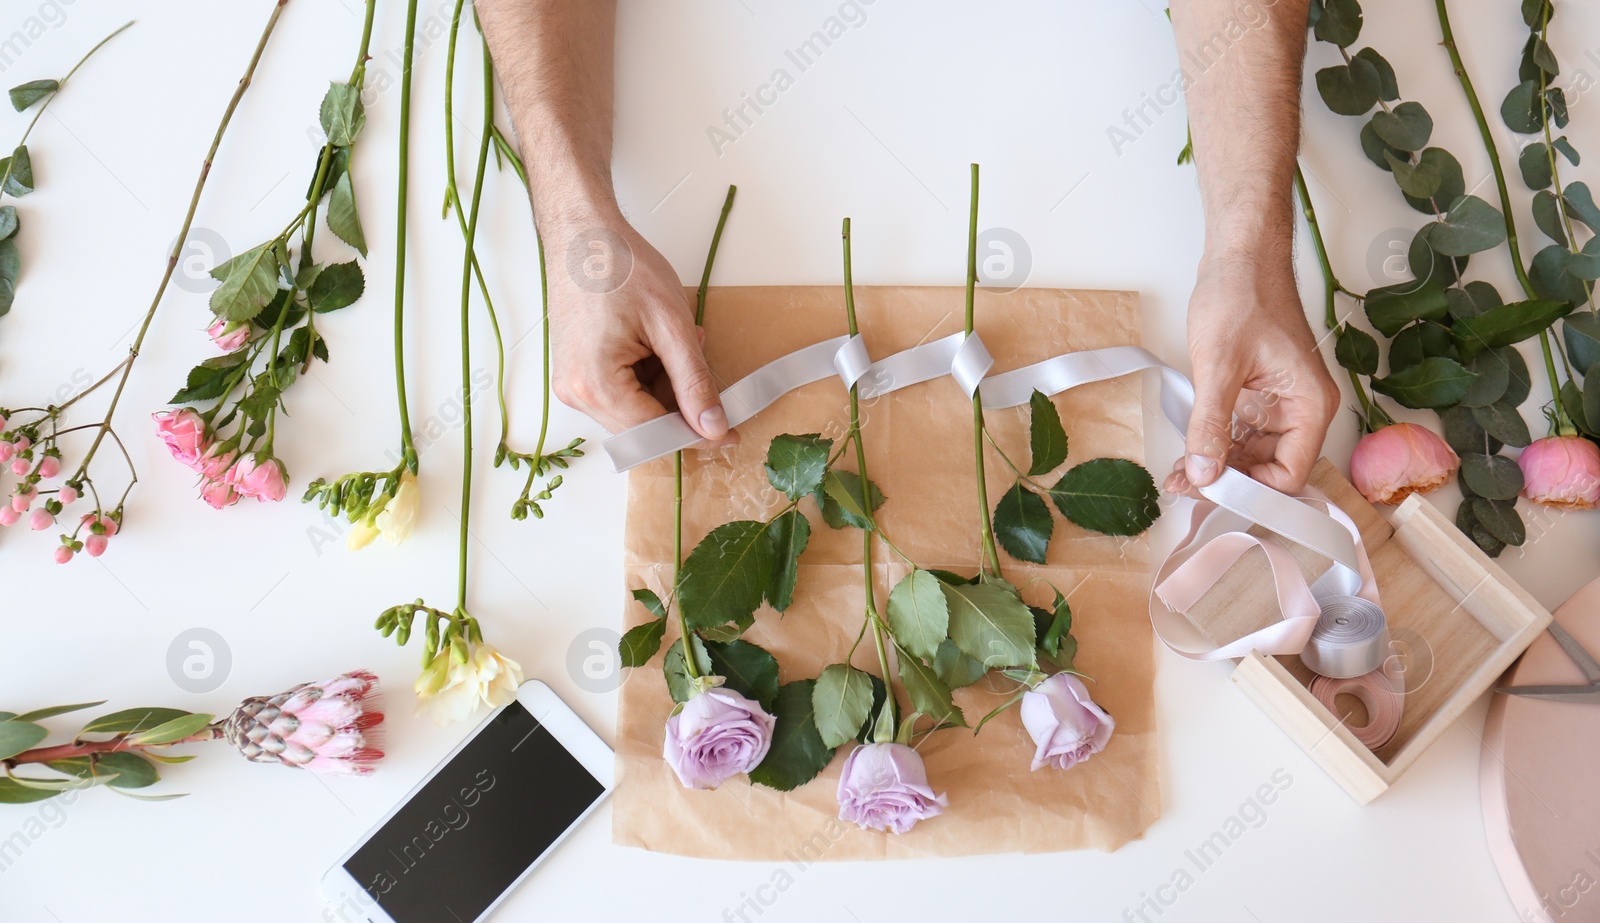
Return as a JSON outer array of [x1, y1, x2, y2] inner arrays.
[[1020, 673, 1114, 771], [836, 742, 948, 834], [662, 687, 775, 790]]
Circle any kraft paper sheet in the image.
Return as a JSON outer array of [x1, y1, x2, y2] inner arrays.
[[613, 285, 1161, 859]]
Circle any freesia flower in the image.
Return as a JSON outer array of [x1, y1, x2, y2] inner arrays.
[[836, 742, 948, 834], [1349, 422, 1458, 505], [1020, 673, 1114, 771], [152, 409, 210, 469], [207, 319, 250, 352], [375, 471, 419, 545], [225, 453, 288, 503], [1519, 435, 1600, 510], [345, 517, 380, 551], [662, 687, 776, 790], [415, 643, 524, 727], [221, 669, 385, 775]]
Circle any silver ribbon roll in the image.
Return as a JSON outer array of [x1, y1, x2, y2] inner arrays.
[[1300, 596, 1390, 679]]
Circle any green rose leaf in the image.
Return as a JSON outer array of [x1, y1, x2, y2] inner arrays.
[[1364, 275, 1450, 336], [748, 680, 835, 792], [993, 482, 1053, 564], [704, 639, 780, 710], [127, 713, 214, 747], [1334, 325, 1380, 376], [763, 509, 810, 612], [1, 144, 33, 197], [817, 469, 885, 530], [1451, 297, 1573, 359], [887, 569, 951, 662], [764, 433, 831, 501], [168, 351, 250, 404], [1372, 101, 1433, 152], [1519, 142, 1554, 190], [1371, 356, 1476, 409], [8, 79, 57, 112], [209, 242, 282, 323], [1049, 457, 1159, 536], [319, 82, 366, 147], [0, 720, 48, 761], [812, 664, 875, 749], [1461, 452, 1524, 500], [663, 635, 712, 704], [677, 520, 777, 631], [1501, 79, 1542, 134], [1533, 190, 1567, 246], [1564, 182, 1600, 233], [631, 587, 666, 619], [941, 581, 1036, 669], [896, 646, 965, 728], [0, 237, 18, 317], [1316, 58, 1380, 117], [1314, 0, 1363, 46], [932, 637, 987, 690], [308, 260, 364, 313], [1036, 588, 1074, 661], [618, 618, 665, 668], [1564, 312, 1600, 371], [1027, 389, 1069, 475], [327, 172, 368, 257]]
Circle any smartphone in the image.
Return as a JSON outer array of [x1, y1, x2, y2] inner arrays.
[[320, 680, 613, 923]]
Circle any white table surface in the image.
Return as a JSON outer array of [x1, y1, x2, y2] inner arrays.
[[3, 1, 1596, 921]]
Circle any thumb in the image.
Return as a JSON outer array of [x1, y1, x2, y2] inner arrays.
[[651, 311, 728, 440], [1184, 370, 1240, 488]]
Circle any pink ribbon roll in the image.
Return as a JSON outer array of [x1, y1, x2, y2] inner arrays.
[[1310, 668, 1403, 750]]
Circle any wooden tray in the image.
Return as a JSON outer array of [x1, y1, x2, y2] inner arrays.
[[1185, 459, 1552, 804]]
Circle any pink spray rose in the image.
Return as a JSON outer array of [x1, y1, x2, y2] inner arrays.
[[196, 443, 238, 481], [1020, 673, 1115, 771], [836, 742, 948, 834], [207, 319, 249, 352], [152, 409, 210, 469], [225, 453, 288, 503], [1519, 435, 1600, 510], [200, 479, 239, 509], [662, 687, 776, 790], [1349, 422, 1459, 505]]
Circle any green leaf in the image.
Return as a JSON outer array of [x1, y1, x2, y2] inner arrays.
[[1364, 276, 1450, 336], [896, 646, 964, 728], [169, 351, 249, 404], [1334, 325, 1379, 376], [1531, 244, 1591, 305], [0, 720, 48, 761], [941, 581, 1036, 669], [1431, 196, 1509, 256], [1027, 390, 1069, 475], [677, 520, 776, 631], [704, 639, 780, 710], [0, 204, 17, 240], [1522, 0, 1552, 28], [1584, 372, 1600, 443], [748, 680, 835, 792], [1461, 453, 1524, 500], [1371, 101, 1432, 151], [80, 707, 194, 736], [932, 637, 987, 690], [1360, 120, 1404, 172], [0, 238, 18, 317], [8, 78, 57, 111], [618, 619, 666, 668], [1547, 87, 1569, 130], [128, 713, 213, 746], [1371, 356, 1476, 409], [1564, 380, 1597, 437], [1401, 149, 1465, 215], [812, 664, 875, 749], [886, 569, 950, 661], [1316, 59, 1380, 116], [95, 752, 158, 789], [1565, 313, 1600, 371], [1564, 182, 1600, 233], [209, 242, 282, 323], [319, 82, 366, 147], [1554, 136, 1580, 166], [817, 469, 885, 530], [1441, 404, 1502, 456], [328, 172, 368, 257], [2, 144, 33, 197], [1049, 457, 1159, 536], [764, 433, 831, 501], [1569, 238, 1600, 282], [1472, 497, 1526, 546], [631, 587, 666, 619], [763, 509, 810, 612], [1460, 351, 1509, 408], [1384, 150, 1441, 199], [663, 635, 711, 704], [1501, 79, 1542, 133], [1533, 190, 1568, 246], [307, 259, 364, 313], [1452, 298, 1573, 359], [11, 701, 107, 723], [1409, 222, 1467, 285], [1037, 589, 1074, 660], [1314, 0, 1363, 46], [1390, 321, 1457, 374], [993, 482, 1053, 564], [1355, 47, 1398, 100], [0, 778, 61, 804], [1520, 142, 1554, 190], [1471, 401, 1531, 448]]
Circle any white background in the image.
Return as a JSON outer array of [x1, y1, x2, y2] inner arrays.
[[1, 1, 1596, 921]]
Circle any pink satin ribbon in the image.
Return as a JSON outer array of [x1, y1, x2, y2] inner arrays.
[[1311, 665, 1404, 750]]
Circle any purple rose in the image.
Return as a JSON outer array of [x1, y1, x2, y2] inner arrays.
[[836, 742, 948, 834], [1020, 673, 1114, 771], [662, 687, 775, 790]]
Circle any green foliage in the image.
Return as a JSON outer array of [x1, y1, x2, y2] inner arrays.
[[812, 664, 875, 749], [618, 618, 666, 668], [1049, 458, 1160, 535], [941, 580, 1037, 669], [1371, 356, 1476, 408], [886, 569, 950, 661], [818, 469, 885, 530], [8, 79, 57, 111], [764, 434, 832, 501], [1430, 195, 1509, 256], [748, 680, 835, 791], [993, 482, 1052, 564], [308, 260, 364, 312], [1334, 325, 1379, 376], [1027, 390, 1069, 475], [895, 645, 964, 728], [677, 520, 777, 631], [1364, 276, 1449, 336], [763, 509, 810, 612], [704, 639, 780, 710], [1451, 298, 1573, 358], [663, 635, 712, 704]]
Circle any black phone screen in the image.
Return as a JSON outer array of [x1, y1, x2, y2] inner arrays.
[[337, 700, 606, 923]]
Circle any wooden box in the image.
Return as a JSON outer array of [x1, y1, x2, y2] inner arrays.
[[1185, 459, 1552, 804]]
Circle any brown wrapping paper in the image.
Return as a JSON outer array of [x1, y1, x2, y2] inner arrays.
[[613, 285, 1161, 859]]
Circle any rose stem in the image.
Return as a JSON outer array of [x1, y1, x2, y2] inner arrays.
[[966, 164, 1002, 576], [392, 0, 421, 472], [1435, 0, 1573, 435], [10, 19, 134, 151]]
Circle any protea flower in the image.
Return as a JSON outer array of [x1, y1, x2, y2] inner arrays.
[[221, 670, 385, 775]]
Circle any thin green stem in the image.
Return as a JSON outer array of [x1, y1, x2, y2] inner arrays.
[[966, 164, 1001, 577], [13, 20, 134, 149], [393, 0, 421, 470], [697, 186, 738, 325]]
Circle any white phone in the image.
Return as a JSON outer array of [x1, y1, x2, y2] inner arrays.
[[320, 679, 614, 923]]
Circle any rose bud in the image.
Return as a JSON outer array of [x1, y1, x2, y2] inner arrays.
[[1020, 673, 1115, 771], [200, 479, 239, 510], [661, 687, 775, 790], [196, 443, 238, 481], [1349, 422, 1459, 505], [152, 408, 211, 469], [836, 742, 948, 834], [225, 453, 288, 503], [1519, 435, 1600, 510], [207, 319, 250, 352]]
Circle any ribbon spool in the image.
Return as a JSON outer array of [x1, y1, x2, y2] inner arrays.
[[1301, 596, 1390, 679], [1310, 667, 1404, 750]]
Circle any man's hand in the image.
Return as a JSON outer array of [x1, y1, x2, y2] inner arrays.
[[546, 211, 730, 440], [1165, 254, 1339, 497]]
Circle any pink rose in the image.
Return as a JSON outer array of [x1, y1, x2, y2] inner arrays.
[[207, 319, 249, 352], [152, 409, 210, 469], [1519, 435, 1600, 510], [197, 443, 238, 481], [836, 742, 947, 834], [1020, 673, 1115, 771], [225, 454, 288, 503], [1349, 423, 1459, 505], [662, 688, 776, 790], [201, 479, 239, 509]]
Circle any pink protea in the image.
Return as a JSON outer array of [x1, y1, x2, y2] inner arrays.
[[225, 453, 288, 503], [207, 319, 250, 352], [1519, 435, 1600, 510], [152, 409, 210, 469], [1349, 423, 1459, 505], [220, 670, 385, 775]]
